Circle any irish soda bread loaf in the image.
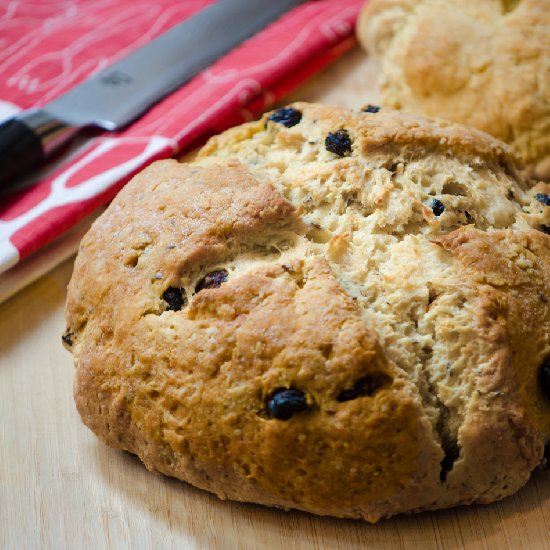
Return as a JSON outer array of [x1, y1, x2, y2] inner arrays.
[[64, 103, 550, 521], [357, 0, 550, 180]]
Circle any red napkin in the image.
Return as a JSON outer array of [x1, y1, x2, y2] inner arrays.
[[0, 0, 364, 292]]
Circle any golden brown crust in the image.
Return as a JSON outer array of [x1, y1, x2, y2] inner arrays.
[[201, 101, 517, 169], [357, 0, 550, 179], [434, 228, 550, 436], [69, 161, 442, 519], [66, 104, 550, 520]]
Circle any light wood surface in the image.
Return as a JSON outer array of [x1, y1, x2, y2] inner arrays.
[[1, 48, 549, 550]]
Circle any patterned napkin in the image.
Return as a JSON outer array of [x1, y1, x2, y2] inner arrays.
[[0, 0, 364, 302]]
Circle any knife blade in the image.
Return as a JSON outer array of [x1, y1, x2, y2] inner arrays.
[[0, 0, 304, 189]]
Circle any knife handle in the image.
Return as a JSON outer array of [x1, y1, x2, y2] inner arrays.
[[0, 118, 44, 189], [0, 110, 79, 190]]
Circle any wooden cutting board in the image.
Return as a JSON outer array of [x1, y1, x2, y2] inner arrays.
[[1, 48, 549, 550]]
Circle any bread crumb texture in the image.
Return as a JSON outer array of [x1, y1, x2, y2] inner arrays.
[[65, 103, 550, 521], [357, 0, 550, 180]]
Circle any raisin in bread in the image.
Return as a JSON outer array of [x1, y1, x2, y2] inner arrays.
[[64, 103, 550, 521], [356, 0, 550, 180]]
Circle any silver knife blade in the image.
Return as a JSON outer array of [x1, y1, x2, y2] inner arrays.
[[45, 0, 304, 130]]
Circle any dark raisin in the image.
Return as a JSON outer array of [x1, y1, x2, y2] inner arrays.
[[195, 269, 228, 293], [61, 330, 73, 347], [162, 286, 185, 311], [267, 388, 309, 420], [541, 225, 550, 235], [540, 357, 550, 401], [362, 104, 381, 113], [267, 107, 302, 128], [535, 193, 550, 206], [337, 373, 391, 402], [431, 198, 445, 216], [325, 130, 352, 157]]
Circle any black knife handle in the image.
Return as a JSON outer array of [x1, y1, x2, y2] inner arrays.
[[0, 118, 45, 189], [0, 110, 79, 191]]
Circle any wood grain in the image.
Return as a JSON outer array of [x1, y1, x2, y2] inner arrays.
[[1, 48, 549, 550]]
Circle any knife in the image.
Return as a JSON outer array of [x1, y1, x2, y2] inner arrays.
[[0, 0, 304, 189]]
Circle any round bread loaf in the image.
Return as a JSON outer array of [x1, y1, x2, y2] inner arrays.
[[64, 103, 550, 521], [356, 0, 550, 180]]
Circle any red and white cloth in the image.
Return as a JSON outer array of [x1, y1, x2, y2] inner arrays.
[[0, 0, 364, 301]]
